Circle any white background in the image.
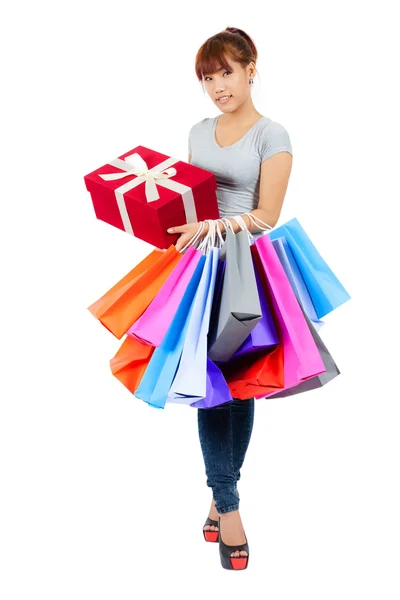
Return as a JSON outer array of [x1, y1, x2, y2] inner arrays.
[[1, 1, 399, 598]]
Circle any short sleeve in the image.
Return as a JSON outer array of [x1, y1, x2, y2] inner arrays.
[[188, 124, 195, 157], [260, 121, 293, 162]]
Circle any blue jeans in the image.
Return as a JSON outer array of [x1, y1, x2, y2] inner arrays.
[[197, 397, 255, 514]]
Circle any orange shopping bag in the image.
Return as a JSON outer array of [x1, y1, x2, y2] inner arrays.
[[110, 336, 155, 395], [88, 248, 163, 317], [88, 245, 182, 339]]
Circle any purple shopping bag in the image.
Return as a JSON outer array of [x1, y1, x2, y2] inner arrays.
[[190, 359, 233, 409]]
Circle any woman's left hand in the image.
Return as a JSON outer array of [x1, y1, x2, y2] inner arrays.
[[167, 222, 208, 252]]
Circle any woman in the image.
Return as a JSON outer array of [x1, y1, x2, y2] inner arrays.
[[167, 27, 293, 569]]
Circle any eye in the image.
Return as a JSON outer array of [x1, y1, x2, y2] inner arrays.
[[204, 71, 231, 81]]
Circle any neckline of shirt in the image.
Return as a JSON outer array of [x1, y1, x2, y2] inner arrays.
[[212, 115, 267, 149]]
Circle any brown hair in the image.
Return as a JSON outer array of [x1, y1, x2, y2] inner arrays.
[[195, 27, 258, 83]]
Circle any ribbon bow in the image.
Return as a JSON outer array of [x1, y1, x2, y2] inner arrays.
[[99, 153, 177, 202]]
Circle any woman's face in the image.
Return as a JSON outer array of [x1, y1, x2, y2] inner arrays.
[[202, 58, 254, 112]]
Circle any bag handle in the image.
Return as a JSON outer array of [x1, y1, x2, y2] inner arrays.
[[179, 221, 206, 253], [182, 219, 223, 254], [198, 219, 217, 253], [230, 215, 254, 244], [219, 217, 235, 233], [208, 219, 226, 251], [243, 212, 273, 232], [214, 220, 226, 247], [179, 212, 272, 254]]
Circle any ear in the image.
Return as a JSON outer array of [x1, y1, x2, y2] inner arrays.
[[248, 61, 256, 78]]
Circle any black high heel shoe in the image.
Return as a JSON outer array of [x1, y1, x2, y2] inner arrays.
[[202, 517, 220, 543], [218, 516, 249, 570]]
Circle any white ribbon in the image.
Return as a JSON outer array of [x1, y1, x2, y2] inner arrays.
[[98, 152, 197, 235]]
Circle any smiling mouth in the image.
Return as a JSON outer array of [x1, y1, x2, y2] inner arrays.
[[217, 95, 232, 102]]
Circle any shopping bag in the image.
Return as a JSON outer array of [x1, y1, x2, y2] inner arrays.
[[167, 248, 220, 404], [268, 306, 340, 399], [135, 256, 206, 409], [127, 245, 202, 346], [229, 265, 279, 359], [110, 336, 155, 395], [88, 248, 163, 318], [208, 258, 226, 338], [268, 218, 350, 318], [87, 245, 182, 339], [252, 235, 326, 396], [221, 343, 284, 400], [208, 228, 262, 362], [190, 359, 233, 409], [271, 237, 324, 331]]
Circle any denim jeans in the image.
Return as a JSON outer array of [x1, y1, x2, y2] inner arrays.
[[197, 397, 255, 514]]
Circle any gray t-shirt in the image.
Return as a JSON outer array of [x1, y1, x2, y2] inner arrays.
[[188, 115, 292, 238]]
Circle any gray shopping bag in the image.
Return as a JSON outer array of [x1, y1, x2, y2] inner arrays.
[[208, 228, 262, 362], [270, 306, 340, 399]]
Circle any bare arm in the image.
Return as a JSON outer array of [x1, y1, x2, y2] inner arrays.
[[218, 151, 293, 233], [169, 150, 292, 249]]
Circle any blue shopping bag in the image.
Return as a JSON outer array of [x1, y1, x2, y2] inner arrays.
[[167, 248, 220, 405], [268, 218, 350, 318], [135, 255, 206, 409], [271, 237, 324, 331]]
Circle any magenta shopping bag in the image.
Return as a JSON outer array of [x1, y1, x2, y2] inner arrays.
[[252, 235, 326, 398], [127, 246, 202, 346]]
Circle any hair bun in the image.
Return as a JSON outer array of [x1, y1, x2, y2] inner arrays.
[[224, 27, 258, 60]]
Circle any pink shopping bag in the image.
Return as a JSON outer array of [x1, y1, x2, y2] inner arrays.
[[127, 246, 202, 346], [252, 235, 326, 398]]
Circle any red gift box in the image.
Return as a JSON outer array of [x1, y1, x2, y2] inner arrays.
[[84, 146, 220, 249]]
